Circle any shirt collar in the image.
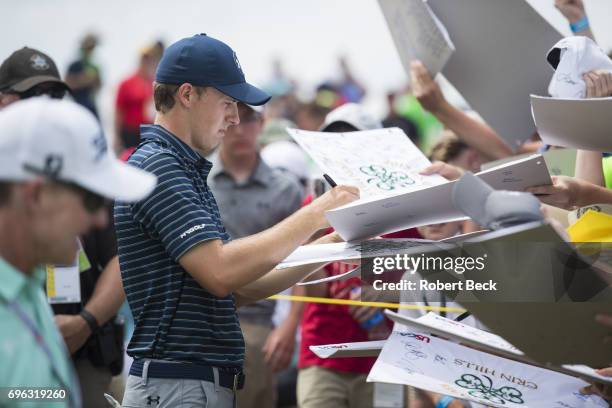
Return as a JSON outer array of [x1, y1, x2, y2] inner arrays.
[[251, 157, 275, 186], [0, 258, 45, 302], [207, 153, 225, 182], [209, 152, 274, 187], [140, 124, 212, 172]]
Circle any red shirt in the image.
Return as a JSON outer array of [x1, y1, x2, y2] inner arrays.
[[298, 195, 422, 374], [115, 72, 154, 132]]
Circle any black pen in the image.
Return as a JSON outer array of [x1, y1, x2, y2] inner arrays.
[[323, 173, 337, 188]]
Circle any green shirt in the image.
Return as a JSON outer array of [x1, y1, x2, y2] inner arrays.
[[603, 156, 612, 189], [0, 258, 79, 408]]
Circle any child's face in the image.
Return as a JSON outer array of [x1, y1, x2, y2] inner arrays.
[[418, 221, 463, 241]]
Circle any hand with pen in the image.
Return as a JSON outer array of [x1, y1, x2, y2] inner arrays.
[[308, 174, 359, 229]]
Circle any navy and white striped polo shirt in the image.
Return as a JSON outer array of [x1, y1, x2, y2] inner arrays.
[[114, 124, 244, 368]]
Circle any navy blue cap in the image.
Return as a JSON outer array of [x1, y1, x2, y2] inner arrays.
[[156, 34, 270, 106]]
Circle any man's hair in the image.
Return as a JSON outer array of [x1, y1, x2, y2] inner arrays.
[[153, 82, 205, 113], [429, 131, 469, 163], [0, 182, 13, 207]]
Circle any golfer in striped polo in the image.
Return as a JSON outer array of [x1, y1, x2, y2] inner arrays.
[[115, 34, 358, 407]]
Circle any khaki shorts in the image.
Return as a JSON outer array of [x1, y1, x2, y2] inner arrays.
[[236, 322, 276, 408], [297, 366, 373, 408]]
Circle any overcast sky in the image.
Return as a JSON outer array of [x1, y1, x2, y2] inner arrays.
[[3, 0, 611, 130]]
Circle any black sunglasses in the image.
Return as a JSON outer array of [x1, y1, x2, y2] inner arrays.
[[18, 84, 67, 100], [21, 162, 108, 213]]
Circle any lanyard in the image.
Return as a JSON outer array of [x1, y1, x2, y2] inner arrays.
[[3, 299, 80, 408]]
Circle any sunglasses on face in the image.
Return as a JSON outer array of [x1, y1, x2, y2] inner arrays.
[[17, 84, 67, 100], [21, 162, 108, 213]]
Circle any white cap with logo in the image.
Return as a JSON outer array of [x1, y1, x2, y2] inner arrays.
[[0, 97, 156, 201], [320, 103, 382, 132]]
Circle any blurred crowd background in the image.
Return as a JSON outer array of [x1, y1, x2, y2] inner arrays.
[[3, 0, 612, 149], [2, 1, 611, 407]]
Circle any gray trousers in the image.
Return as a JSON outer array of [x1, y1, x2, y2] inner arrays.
[[121, 365, 235, 408]]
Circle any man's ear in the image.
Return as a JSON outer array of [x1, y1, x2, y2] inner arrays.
[[0, 93, 20, 109], [176, 83, 193, 108], [176, 84, 206, 108], [19, 179, 46, 213]]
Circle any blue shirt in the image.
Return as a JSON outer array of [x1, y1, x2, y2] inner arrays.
[[114, 125, 244, 368]]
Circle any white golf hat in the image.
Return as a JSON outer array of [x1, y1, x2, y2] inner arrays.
[[0, 97, 156, 201], [320, 102, 382, 132], [261, 140, 310, 181]]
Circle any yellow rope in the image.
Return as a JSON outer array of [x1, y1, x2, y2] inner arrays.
[[268, 294, 466, 313]]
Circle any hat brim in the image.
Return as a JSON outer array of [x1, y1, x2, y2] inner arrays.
[[319, 120, 360, 132], [242, 103, 264, 113], [215, 82, 271, 106], [10, 76, 70, 93], [73, 157, 157, 202]]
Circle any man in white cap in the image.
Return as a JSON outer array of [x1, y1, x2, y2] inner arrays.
[[0, 98, 156, 408], [1, 46, 142, 408]]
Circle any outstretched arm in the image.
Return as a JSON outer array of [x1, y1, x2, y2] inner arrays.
[[555, 0, 596, 42], [410, 61, 514, 161]]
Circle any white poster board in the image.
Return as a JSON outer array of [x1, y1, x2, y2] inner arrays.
[[386, 310, 612, 386], [326, 155, 551, 241], [531, 95, 612, 151], [278, 239, 438, 269], [288, 127, 446, 199], [378, 0, 454, 78], [310, 340, 386, 359], [427, 0, 562, 147], [368, 326, 607, 408]]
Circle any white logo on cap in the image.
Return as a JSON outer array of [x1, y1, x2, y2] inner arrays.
[[24, 154, 63, 178], [233, 52, 243, 75], [91, 131, 108, 162], [43, 155, 63, 177], [30, 54, 49, 71]]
